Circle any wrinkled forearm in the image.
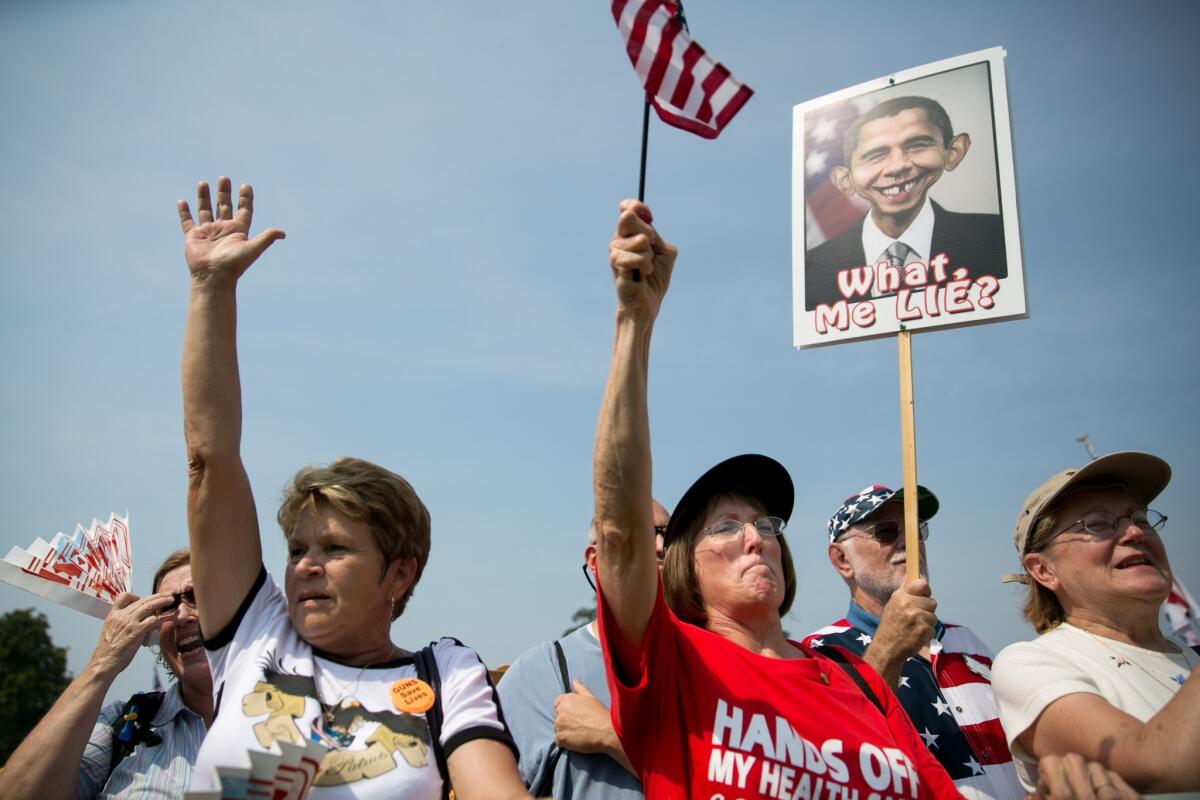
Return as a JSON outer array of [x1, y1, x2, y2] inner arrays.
[[182, 278, 243, 465], [592, 309, 658, 648]]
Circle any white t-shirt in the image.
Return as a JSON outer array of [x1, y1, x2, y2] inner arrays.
[[992, 622, 1198, 790], [191, 567, 514, 798]]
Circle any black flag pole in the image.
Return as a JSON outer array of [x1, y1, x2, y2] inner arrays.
[[630, 95, 651, 283], [638, 95, 650, 203]]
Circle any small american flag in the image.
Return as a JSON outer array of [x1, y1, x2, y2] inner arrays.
[[611, 0, 752, 139], [1163, 575, 1200, 646]]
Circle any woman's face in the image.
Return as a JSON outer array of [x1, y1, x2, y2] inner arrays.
[[156, 565, 211, 690], [284, 504, 412, 654], [1029, 488, 1172, 614], [692, 495, 786, 621]]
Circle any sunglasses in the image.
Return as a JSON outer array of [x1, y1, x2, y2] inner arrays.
[[158, 588, 197, 616], [838, 519, 929, 546]]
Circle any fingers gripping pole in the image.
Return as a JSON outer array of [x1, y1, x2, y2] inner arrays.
[[898, 330, 920, 583]]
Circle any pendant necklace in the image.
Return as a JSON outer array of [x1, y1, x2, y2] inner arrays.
[[1073, 624, 1189, 694]]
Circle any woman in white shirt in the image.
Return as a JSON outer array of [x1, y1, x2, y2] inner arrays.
[[175, 176, 532, 800], [993, 451, 1199, 795]]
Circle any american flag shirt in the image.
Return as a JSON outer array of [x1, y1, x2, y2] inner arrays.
[[804, 604, 1023, 800]]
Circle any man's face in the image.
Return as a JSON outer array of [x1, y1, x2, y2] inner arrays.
[[833, 108, 968, 225], [652, 500, 670, 567], [835, 500, 928, 610]]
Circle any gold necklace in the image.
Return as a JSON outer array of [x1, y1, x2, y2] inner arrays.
[[317, 645, 398, 724], [1070, 624, 1189, 694]]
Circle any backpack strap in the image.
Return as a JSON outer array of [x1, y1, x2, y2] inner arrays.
[[107, 690, 166, 779], [414, 645, 450, 800], [532, 640, 572, 797], [813, 645, 886, 716]]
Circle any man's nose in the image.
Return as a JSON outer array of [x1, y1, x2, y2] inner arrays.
[[883, 148, 911, 175]]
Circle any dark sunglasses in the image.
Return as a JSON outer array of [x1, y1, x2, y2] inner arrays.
[[158, 588, 197, 615], [838, 519, 929, 546]]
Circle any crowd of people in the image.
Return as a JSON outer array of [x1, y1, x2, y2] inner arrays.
[[0, 175, 1194, 800]]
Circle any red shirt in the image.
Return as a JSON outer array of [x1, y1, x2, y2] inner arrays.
[[598, 584, 961, 800]]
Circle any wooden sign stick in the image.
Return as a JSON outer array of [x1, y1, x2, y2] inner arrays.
[[898, 329, 920, 582]]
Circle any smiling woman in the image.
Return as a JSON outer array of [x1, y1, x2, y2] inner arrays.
[[992, 452, 1200, 794], [175, 177, 532, 800], [0, 549, 211, 800]]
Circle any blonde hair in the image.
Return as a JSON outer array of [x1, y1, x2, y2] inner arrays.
[[662, 492, 796, 627], [277, 457, 431, 619]]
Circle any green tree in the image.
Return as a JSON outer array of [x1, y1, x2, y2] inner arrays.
[[0, 609, 71, 764]]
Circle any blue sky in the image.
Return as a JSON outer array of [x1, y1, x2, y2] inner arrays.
[[2, 1, 1198, 707]]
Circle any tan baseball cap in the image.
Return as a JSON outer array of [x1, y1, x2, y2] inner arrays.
[[1005, 452, 1171, 581]]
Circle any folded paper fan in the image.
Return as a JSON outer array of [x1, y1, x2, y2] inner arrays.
[[0, 513, 131, 619]]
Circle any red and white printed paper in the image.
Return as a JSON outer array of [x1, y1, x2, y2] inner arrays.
[[0, 512, 131, 619]]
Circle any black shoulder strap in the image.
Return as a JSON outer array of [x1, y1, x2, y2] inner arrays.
[[107, 691, 166, 778], [813, 645, 886, 716], [415, 645, 450, 800], [552, 639, 571, 693], [531, 640, 572, 798]]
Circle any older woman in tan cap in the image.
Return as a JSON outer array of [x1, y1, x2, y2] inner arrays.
[[992, 451, 1199, 794]]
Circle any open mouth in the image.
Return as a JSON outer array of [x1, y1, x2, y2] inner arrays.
[[1115, 555, 1155, 569], [177, 633, 203, 654], [875, 179, 919, 201], [298, 592, 332, 604]]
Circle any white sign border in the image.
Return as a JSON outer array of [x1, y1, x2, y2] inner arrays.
[[791, 46, 1027, 349]]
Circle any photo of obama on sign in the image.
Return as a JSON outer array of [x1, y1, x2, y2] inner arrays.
[[792, 48, 1025, 348]]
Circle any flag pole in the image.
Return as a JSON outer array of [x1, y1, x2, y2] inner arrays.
[[638, 96, 650, 203], [898, 328, 920, 582], [630, 95, 650, 283]]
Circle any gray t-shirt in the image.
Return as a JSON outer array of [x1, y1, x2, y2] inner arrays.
[[498, 624, 643, 800]]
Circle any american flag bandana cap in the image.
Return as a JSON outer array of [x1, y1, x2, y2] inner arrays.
[[827, 484, 939, 542]]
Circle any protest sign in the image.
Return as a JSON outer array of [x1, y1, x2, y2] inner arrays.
[[792, 47, 1024, 348]]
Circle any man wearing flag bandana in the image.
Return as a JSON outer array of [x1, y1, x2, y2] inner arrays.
[[804, 484, 1022, 799]]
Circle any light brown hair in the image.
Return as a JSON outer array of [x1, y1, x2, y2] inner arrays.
[[153, 549, 192, 593], [1020, 512, 1065, 633], [663, 492, 797, 627], [277, 457, 431, 619]]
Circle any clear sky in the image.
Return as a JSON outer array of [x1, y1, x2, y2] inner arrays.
[[2, 1, 1198, 708]]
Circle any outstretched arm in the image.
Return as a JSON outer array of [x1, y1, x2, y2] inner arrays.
[[179, 177, 284, 636], [0, 593, 171, 799], [1019, 670, 1199, 793], [592, 200, 676, 659]]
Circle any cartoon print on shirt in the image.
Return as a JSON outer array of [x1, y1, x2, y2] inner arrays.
[[316, 708, 431, 785], [241, 669, 314, 747], [239, 663, 433, 786]]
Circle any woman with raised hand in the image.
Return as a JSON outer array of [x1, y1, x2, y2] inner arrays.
[[176, 176, 531, 800]]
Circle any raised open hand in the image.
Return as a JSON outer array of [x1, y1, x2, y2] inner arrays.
[[608, 199, 676, 319], [177, 176, 285, 284]]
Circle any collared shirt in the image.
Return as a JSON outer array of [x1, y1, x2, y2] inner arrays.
[[861, 196, 936, 269], [804, 603, 1023, 800], [76, 681, 206, 799]]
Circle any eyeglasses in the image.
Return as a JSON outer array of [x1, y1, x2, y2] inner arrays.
[[837, 519, 928, 546], [654, 525, 667, 538], [700, 517, 786, 540], [158, 589, 197, 616], [1057, 510, 1166, 540]]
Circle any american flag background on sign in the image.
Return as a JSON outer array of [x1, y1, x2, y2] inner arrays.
[[801, 98, 877, 251]]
